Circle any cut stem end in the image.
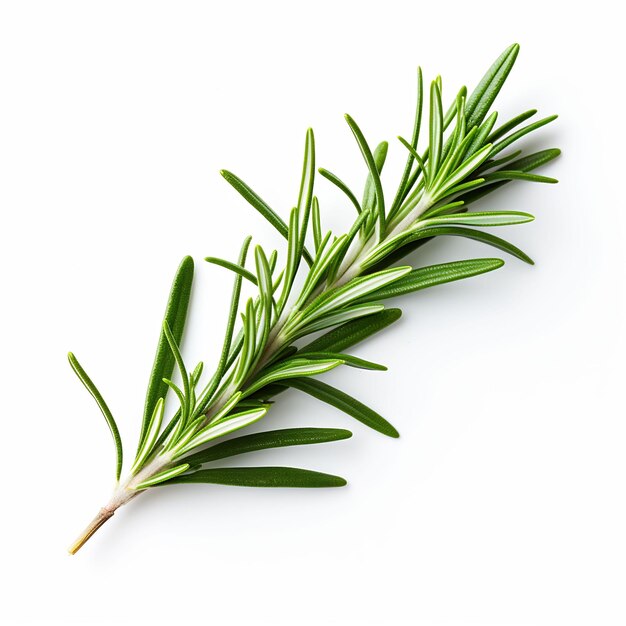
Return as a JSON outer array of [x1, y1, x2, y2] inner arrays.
[[68, 507, 116, 555]]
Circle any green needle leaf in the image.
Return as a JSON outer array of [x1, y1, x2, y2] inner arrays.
[[362, 141, 388, 214], [134, 463, 190, 490], [363, 258, 505, 300], [488, 109, 537, 143], [287, 377, 399, 438], [489, 115, 558, 158], [139, 256, 194, 455], [243, 358, 346, 397], [159, 466, 347, 488], [131, 398, 164, 474], [301, 352, 387, 371], [458, 148, 561, 205], [173, 406, 269, 458], [162, 320, 191, 428], [300, 308, 402, 354], [344, 114, 386, 238], [465, 43, 520, 129], [318, 168, 362, 214], [408, 226, 533, 264], [422, 210, 535, 227], [205, 256, 258, 285], [68, 352, 124, 481], [390, 66, 424, 215], [483, 170, 558, 184], [428, 79, 444, 182], [221, 170, 313, 266], [179, 427, 352, 465], [302, 266, 411, 322]]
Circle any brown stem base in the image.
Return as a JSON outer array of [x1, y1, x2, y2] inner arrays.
[[68, 507, 116, 555]]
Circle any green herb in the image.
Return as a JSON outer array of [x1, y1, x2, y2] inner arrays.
[[68, 44, 559, 554]]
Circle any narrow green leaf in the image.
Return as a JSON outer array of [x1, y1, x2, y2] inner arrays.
[[152, 362, 206, 454], [389, 66, 424, 216], [397, 136, 428, 187], [428, 80, 443, 183], [302, 266, 411, 322], [159, 466, 347, 488], [221, 170, 313, 266], [363, 258, 505, 300], [196, 237, 252, 416], [466, 43, 520, 129], [344, 114, 386, 237], [362, 141, 388, 214], [297, 128, 316, 217], [133, 463, 190, 490], [131, 398, 164, 474], [287, 378, 399, 438], [477, 150, 523, 172], [180, 427, 352, 465], [488, 109, 537, 143], [68, 352, 123, 481], [255, 245, 273, 346], [221, 169, 288, 237], [458, 148, 561, 205], [318, 168, 362, 214], [139, 256, 193, 455], [406, 226, 533, 264], [301, 352, 386, 371], [243, 358, 345, 397], [173, 406, 269, 457], [433, 144, 492, 201], [489, 115, 558, 158], [300, 308, 402, 354], [312, 196, 322, 250], [422, 210, 535, 227], [205, 256, 258, 285], [504, 148, 562, 172], [465, 111, 498, 158], [365, 238, 433, 273], [163, 320, 191, 427], [297, 303, 385, 336], [484, 170, 558, 184], [296, 129, 315, 266]]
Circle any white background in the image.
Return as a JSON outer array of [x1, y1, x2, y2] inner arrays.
[[1, 1, 624, 625]]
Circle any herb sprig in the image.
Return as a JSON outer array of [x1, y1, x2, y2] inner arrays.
[[68, 44, 559, 554]]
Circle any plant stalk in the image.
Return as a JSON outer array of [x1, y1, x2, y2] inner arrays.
[[68, 454, 172, 554]]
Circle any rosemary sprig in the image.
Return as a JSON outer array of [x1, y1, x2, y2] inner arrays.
[[68, 43, 559, 554]]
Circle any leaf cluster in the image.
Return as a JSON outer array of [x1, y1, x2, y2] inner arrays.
[[69, 44, 559, 492]]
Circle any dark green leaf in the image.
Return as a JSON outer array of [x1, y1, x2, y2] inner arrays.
[[221, 170, 313, 266], [286, 378, 399, 438], [205, 256, 257, 285], [389, 66, 424, 216], [318, 168, 362, 214], [484, 170, 558, 184], [488, 109, 537, 143], [458, 148, 561, 205], [489, 115, 558, 158], [68, 353, 123, 481], [406, 226, 533, 264], [196, 237, 252, 416], [362, 258, 504, 300], [466, 43, 520, 129], [160, 466, 347, 488], [139, 256, 194, 454], [180, 427, 352, 465], [300, 308, 402, 354], [362, 141, 388, 214], [345, 114, 386, 235], [301, 352, 386, 371]]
